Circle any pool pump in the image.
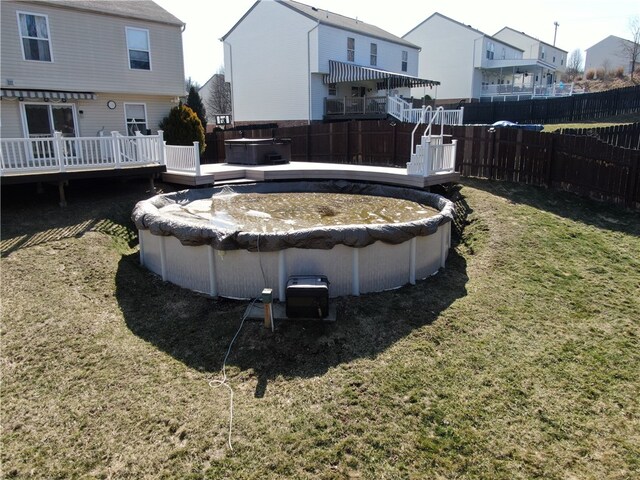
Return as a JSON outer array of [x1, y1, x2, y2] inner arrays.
[[285, 275, 329, 319]]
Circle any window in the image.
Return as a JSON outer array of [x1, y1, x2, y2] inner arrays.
[[17, 12, 52, 61], [401, 50, 408, 72], [126, 27, 150, 70], [347, 37, 355, 62], [561, 57, 564, 66], [328, 83, 337, 96], [370, 43, 377, 66], [553, 55, 556, 63], [125, 103, 147, 135], [23, 103, 76, 137], [486, 42, 494, 60], [541, 46, 546, 59]]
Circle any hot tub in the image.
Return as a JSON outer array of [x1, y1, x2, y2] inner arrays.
[[224, 138, 291, 165], [131, 181, 454, 300]]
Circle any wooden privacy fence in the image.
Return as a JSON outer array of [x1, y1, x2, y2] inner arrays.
[[461, 85, 640, 124], [559, 122, 640, 149], [450, 126, 640, 208], [203, 121, 449, 167], [201, 120, 639, 208]]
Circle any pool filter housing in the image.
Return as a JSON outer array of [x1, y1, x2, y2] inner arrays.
[[285, 275, 329, 319]]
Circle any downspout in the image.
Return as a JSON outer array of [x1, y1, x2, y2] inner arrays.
[[221, 39, 234, 127], [307, 20, 320, 125]]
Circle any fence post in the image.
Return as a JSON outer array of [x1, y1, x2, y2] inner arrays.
[[53, 131, 65, 172], [625, 150, 639, 208], [157, 130, 166, 165], [193, 141, 201, 176], [459, 106, 464, 125], [451, 139, 458, 172], [111, 131, 121, 168], [546, 134, 556, 188], [487, 129, 495, 179]]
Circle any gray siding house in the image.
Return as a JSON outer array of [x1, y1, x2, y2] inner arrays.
[[1, 0, 185, 139]]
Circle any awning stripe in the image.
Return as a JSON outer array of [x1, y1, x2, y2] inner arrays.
[[323, 60, 440, 89], [0, 89, 97, 100]]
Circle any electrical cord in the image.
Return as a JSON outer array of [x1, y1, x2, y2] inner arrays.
[[209, 295, 260, 451], [256, 233, 267, 288]]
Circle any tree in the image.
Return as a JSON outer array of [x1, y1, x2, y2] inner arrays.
[[204, 67, 232, 119], [159, 105, 205, 154], [621, 16, 640, 81], [186, 86, 207, 129], [185, 76, 200, 92], [565, 48, 584, 80]]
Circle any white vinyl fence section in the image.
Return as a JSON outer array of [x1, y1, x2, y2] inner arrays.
[[407, 106, 458, 177], [164, 142, 201, 175], [387, 96, 464, 125], [0, 131, 165, 174]]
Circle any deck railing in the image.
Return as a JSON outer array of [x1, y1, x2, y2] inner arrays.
[[324, 96, 388, 117], [480, 82, 584, 100], [407, 138, 458, 176], [0, 131, 165, 175], [325, 95, 464, 125], [165, 142, 201, 175], [407, 106, 458, 177]]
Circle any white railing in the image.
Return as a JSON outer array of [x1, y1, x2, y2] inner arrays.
[[0, 131, 164, 175], [480, 82, 584, 100], [407, 138, 458, 176], [407, 106, 457, 177], [165, 142, 201, 176], [388, 98, 464, 126]]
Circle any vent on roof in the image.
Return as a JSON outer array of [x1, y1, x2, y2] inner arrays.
[[311, 6, 317, 11]]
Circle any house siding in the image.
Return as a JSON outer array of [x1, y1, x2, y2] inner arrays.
[[404, 15, 480, 102], [1, 94, 177, 138], [494, 28, 566, 72], [1, 1, 184, 96], [585, 36, 634, 74], [224, 1, 316, 123], [316, 24, 420, 76]]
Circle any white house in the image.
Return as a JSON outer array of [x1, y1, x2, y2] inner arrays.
[[221, 0, 439, 126], [585, 35, 638, 74], [404, 13, 571, 103], [0, 0, 185, 140], [493, 27, 567, 83]]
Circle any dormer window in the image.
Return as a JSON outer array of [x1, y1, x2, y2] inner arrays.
[[127, 27, 151, 70], [17, 12, 52, 62], [347, 37, 355, 62]]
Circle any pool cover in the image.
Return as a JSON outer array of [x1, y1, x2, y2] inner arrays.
[[131, 181, 455, 252]]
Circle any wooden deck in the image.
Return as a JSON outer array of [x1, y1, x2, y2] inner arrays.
[[162, 162, 460, 189]]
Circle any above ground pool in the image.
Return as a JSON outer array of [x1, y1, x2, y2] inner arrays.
[[131, 181, 455, 300]]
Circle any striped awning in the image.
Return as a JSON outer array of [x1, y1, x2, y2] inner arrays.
[[323, 60, 440, 89], [0, 89, 97, 100]]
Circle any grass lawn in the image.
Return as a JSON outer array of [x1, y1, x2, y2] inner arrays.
[[543, 113, 640, 132], [2, 177, 639, 479]]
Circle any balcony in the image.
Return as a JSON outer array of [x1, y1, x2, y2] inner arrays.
[[480, 82, 584, 102], [324, 96, 388, 119]]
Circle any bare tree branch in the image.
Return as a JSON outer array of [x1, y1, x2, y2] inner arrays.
[[621, 16, 640, 81]]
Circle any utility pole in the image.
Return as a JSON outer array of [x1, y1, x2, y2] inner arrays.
[[553, 21, 560, 46]]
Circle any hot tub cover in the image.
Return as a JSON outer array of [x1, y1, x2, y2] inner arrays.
[[131, 181, 455, 251]]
